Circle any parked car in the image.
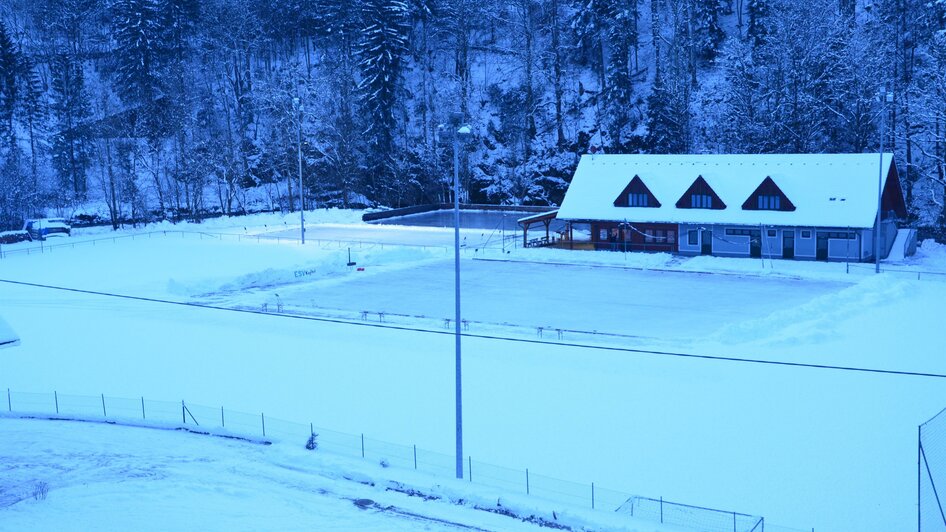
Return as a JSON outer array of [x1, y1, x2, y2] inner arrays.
[[23, 218, 71, 240]]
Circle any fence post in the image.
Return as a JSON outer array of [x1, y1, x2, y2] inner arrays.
[[261, 413, 266, 436], [468, 457, 472, 482], [733, 511, 737, 532], [182, 401, 186, 424], [413, 445, 417, 470], [361, 434, 365, 458], [6, 388, 9, 411], [592, 482, 595, 509], [660, 496, 664, 524], [54, 391, 59, 414], [141, 397, 146, 419], [221, 407, 225, 427], [526, 469, 530, 495], [101, 394, 107, 417]]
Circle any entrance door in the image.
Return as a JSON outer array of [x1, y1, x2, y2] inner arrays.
[[816, 234, 828, 260], [749, 230, 761, 258], [701, 229, 713, 255], [782, 230, 795, 259]]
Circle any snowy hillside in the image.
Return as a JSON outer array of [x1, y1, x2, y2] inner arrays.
[[1, 0, 945, 235]]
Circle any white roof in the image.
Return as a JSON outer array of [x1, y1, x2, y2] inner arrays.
[[0, 315, 19, 349], [557, 153, 895, 229]]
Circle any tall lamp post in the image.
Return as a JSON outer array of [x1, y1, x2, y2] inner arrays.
[[293, 96, 305, 244], [875, 89, 893, 273], [453, 120, 471, 480]]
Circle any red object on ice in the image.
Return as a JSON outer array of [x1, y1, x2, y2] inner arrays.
[[357, 267, 365, 271]]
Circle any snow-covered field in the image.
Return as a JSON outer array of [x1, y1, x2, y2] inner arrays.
[[2, 211, 945, 531], [1, 417, 644, 532]]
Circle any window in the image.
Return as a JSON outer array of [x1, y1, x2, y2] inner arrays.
[[801, 230, 811, 238], [767, 229, 776, 237], [645, 229, 654, 243], [819, 231, 856, 240], [614, 175, 661, 208], [628, 193, 649, 207], [688, 230, 698, 245], [690, 194, 713, 209], [758, 195, 781, 210], [668, 231, 676, 244], [726, 229, 753, 236], [599, 229, 608, 241]]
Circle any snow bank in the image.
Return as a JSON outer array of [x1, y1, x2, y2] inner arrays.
[[166, 246, 445, 297]]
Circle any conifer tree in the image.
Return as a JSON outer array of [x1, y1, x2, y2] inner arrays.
[[51, 54, 93, 199], [356, 0, 409, 204], [110, 0, 167, 136]]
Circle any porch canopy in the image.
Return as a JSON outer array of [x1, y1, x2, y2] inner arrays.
[[518, 210, 559, 248]]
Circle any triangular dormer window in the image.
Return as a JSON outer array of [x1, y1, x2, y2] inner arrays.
[[742, 176, 796, 211], [675, 175, 726, 210], [613, 175, 661, 208]]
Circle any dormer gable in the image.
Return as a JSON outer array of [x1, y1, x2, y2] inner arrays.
[[742, 176, 796, 211], [613, 175, 661, 208], [675, 175, 726, 210]]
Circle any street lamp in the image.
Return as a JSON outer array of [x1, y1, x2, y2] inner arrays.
[[292, 96, 305, 244], [875, 89, 893, 273], [452, 119, 471, 480]]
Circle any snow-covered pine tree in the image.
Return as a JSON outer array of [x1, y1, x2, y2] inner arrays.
[[747, 0, 769, 47], [18, 50, 48, 201], [110, 0, 167, 137], [604, 0, 638, 150], [0, 21, 19, 144], [694, 0, 725, 61], [356, 0, 409, 205], [0, 21, 28, 229]]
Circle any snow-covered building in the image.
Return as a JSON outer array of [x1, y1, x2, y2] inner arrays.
[[556, 153, 910, 261]]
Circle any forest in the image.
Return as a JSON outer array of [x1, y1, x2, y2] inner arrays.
[[0, 0, 945, 234]]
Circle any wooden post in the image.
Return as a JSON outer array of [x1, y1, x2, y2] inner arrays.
[[101, 394, 107, 417], [54, 391, 59, 414], [141, 397, 146, 419]]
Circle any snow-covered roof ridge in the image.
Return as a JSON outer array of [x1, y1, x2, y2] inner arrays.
[[558, 153, 897, 229]]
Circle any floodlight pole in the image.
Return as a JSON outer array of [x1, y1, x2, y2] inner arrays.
[[294, 95, 305, 244], [875, 89, 892, 273], [453, 122, 471, 480]]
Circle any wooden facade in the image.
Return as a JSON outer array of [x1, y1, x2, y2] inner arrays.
[[590, 222, 677, 252]]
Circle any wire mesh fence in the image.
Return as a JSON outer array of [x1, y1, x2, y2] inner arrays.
[[3, 387, 774, 532], [921, 407, 946, 531]]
